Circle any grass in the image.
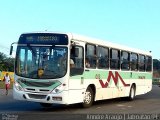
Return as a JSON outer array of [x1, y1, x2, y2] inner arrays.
[[0, 80, 13, 89], [152, 78, 160, 85]]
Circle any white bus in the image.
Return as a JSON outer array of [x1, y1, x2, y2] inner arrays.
[[10, 32, 152, 108]]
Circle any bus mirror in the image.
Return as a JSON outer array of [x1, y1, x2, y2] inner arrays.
[[10, 42, 17, 56], [10, 45, 13, 55], [75, 48, 79, 57], [71, 46, 79, 57]]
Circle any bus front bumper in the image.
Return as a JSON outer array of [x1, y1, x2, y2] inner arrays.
[[13, 86, 69, 104]]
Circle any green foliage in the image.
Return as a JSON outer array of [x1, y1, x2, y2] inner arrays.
[[0, 81, 13, 89], [153, 59, 160, 70], [0, 52, 15, 72], [153, 59, 160, 78]]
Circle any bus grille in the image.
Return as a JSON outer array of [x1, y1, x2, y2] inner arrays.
[[21, 80, 56, 87], [25, 88, 50, 93], [28, 94, 47, 99]]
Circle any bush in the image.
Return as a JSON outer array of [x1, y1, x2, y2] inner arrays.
[[0, 80, 13, 89]]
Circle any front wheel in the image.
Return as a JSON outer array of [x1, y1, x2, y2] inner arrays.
[[82, 87, 94, 108]]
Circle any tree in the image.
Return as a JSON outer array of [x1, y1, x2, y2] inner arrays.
[[153, 59, 160, 70], [153, 59, 160, 78], [0, 52, 15, 72]]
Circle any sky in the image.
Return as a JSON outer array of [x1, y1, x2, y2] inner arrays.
[[0, 0, 160, 59]]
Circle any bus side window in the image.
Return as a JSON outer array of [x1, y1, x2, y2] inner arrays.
[[121, 51, 130, 70], [70, 45, 84, 76], [139, 54, 145, 71], [130, 53, 138, 71], [146, 56, 152, 71], [85, 44, 97, 68], [110, 49, 120, 70], [70, 46, 84, 68], [85, 58, 90, 68], [97, 46, 109, 69]]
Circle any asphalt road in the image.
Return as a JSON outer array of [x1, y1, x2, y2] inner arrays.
[[0, 85, 160, 120]]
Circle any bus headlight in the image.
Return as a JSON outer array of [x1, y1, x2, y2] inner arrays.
[[51, 84, 64, 94], [14, 81, 23, 91]]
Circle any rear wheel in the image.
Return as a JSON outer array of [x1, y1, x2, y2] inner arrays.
[[128, 85, 136, 100], [40, 103, 52, 108], [82, 87, 94, 108]]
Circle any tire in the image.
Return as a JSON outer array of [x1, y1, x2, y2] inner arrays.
[[40, 103, 52, 108], [82, 87, 94, 108], [128, 85, 136, 101]]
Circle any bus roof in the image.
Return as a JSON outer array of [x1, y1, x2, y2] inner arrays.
[[69, 33, 152, 56], [21, 31, 152, 56]]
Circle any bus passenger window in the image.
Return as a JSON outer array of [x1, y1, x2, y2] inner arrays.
[[85, 58, 90, 68], [146, 56, 152, 71], [110, 49, 120, 69], [139, 55, 145, 71], [97, 46, 109, 69], [130, 53, 138, 71], [121, 51, 130, 70], [85, 44, 97, 68]]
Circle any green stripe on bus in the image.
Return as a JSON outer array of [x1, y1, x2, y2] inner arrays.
[[70, 70, 152, 80]]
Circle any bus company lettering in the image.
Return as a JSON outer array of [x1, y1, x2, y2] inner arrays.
[[138, 76, 145, 79], [99, 71, 130, 88]]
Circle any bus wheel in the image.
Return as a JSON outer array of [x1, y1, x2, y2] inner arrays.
[[40, 103, 52, 108], [128, 85, 136, 101], [82, 87, 94, 108]]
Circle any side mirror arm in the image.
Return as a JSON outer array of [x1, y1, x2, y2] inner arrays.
[[10, 42, 17, 55]]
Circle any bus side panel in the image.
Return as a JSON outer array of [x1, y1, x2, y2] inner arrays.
[[130, 72, 152, 95], [135, 79, 152, 95], [68, 77, 85, 104], [95, 87, 113, 101], [67, 89, 85, 104]]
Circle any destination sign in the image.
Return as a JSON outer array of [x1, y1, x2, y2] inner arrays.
[[18, 33, 68, 45]]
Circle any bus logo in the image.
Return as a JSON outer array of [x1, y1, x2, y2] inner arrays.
[[99, 71, 130, 88]]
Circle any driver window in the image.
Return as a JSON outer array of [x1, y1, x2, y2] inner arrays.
[[70, 46, 84, 68], [70, 45, 84, 76]]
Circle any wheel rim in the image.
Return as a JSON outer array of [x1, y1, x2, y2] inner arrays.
[[84, 91, 92, 104]]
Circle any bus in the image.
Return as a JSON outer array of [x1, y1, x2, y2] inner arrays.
[[10, 32, 152, 108]]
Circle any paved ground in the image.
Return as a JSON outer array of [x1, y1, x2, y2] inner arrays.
[[0, 85, 160, 120]]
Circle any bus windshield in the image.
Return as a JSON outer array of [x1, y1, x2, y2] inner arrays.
[[15, 45, 68, 79]]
